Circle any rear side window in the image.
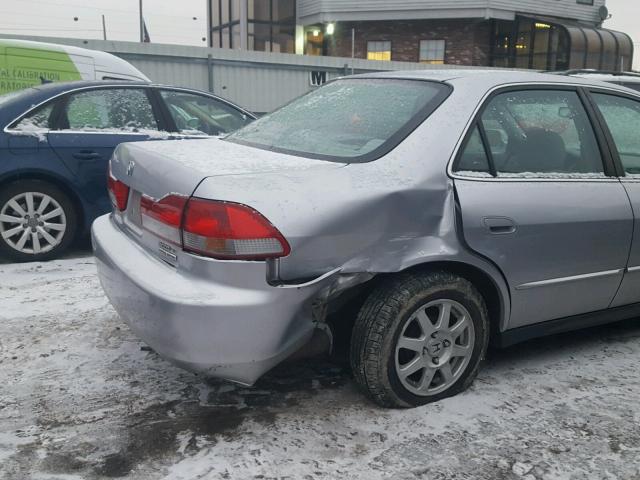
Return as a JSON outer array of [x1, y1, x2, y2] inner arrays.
[[456, 126, 491, 176], [454, 89, 604, 178], [591, 93, 640, 175], [61, 88, 158, 132], [226, 78, 451, 162], [12, 103, 55, 131]]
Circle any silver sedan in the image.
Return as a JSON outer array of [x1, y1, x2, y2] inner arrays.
[[93, 70, 640, 407]]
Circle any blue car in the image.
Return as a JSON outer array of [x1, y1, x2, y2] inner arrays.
[[0, 81, 255, 261]]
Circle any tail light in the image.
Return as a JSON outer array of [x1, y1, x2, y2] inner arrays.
[[140, 194, 187, 245], [107, 166, 130, 212], [183, 199, 290, 259], [140, 194, 290, 260]]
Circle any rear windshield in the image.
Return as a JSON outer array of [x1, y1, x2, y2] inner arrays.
[[226, 78, 451, 162]]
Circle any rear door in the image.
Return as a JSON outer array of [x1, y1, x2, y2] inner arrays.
[[47, 86, 165, 212], [587, 89, 640, 307], [452, 86, 633, 329]]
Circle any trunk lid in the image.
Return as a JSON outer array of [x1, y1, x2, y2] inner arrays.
[[110, 138, 341, 201], [110, 138, 344, 265]]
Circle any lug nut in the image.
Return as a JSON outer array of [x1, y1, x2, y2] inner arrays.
[[443, 340, 451, 347], [431, 332, 438, 338], [432, 356, 439, 365]]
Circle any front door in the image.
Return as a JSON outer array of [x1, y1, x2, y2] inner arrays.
[[452, 87, 633, 328], [47, 87, 162, 213]]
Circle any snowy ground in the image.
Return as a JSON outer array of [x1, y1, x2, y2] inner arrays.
[[2, 252, 640, 480]]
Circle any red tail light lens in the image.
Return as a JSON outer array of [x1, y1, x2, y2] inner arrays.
[[140, 194, 187, 244], [107, 167, 130, 212], [182, 198, 290, 260]]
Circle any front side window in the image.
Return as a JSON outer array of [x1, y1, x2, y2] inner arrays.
[[419, 40, 445, 64], [227, 79, 450, 162], [455, 89, 604, 177], [160, 90, 252, 136], [591, 93, 640, 175], [367, 41, 391, 61], [62, 88, 158, 132]]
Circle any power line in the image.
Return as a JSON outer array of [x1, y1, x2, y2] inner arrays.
[[7, 0, 203, 21], [0, 27, 103, 32]]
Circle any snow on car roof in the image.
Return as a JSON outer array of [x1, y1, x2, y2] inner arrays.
[[353, 68, 640, 95]]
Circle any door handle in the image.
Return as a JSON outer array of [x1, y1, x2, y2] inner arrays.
[[72, 150, 102, 160], [483, 216, 516, 235]]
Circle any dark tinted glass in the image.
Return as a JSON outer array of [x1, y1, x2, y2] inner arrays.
[[248, 0, 270, 21], [273, 0, 295, 23]]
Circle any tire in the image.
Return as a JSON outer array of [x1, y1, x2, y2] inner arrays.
[[0, 180, 78, 262], [350, 271, 489, 408]]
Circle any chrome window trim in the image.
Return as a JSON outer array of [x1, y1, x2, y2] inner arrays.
[[3, 83, 254, 135], [44, 130, 161, 136], [515, 268, 624, 290], [446, 81, 640, 183]]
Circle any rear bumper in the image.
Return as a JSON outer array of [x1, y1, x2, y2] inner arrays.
[[91, 214, 337, 385]]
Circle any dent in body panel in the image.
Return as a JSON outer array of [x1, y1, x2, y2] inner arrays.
[[189, 81, 512, 331]]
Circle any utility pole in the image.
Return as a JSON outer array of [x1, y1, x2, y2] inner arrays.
[[139, 0, 144, 43], [351, 28, 355, 75], [101, 14, 107, 40]]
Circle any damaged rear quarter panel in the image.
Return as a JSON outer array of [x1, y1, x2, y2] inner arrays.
[[191, 80, 511, 327]]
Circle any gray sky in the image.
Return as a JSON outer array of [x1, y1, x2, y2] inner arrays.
[[0, 0, 639, 67]]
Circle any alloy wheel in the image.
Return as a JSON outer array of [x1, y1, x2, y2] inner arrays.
[[395, 299, 475, 396], [0, 191, 67, 255]]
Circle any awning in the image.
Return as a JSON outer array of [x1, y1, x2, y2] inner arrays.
[[521, 15, 634, 71]]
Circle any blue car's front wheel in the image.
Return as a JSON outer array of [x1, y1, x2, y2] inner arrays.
[[0, 180, 77, 262]]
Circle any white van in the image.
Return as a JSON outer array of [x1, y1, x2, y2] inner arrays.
[[0, 39, 149, 95]]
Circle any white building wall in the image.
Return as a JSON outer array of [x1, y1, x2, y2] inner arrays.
[[298, 0, 606, 25]]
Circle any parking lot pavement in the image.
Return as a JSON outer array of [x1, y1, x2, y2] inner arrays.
[[1, 256, 640, 480]]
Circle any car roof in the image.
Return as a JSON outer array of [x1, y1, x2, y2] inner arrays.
[[353, 68, 640, 93], [4, 79, 241, 98], [556, 69, 640, 83]]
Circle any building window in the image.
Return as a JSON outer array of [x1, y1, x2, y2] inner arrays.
[[367, 41, 391, 61], [419, 40, 445, 64], [211, 0, 295, 53], [576, 0, 594, 4]]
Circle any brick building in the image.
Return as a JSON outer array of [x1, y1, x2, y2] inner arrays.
[[208, 0, 634, 71]]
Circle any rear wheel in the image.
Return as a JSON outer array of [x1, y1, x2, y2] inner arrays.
[[0, 180, 77, 262], [350, 271, 489, 408]]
